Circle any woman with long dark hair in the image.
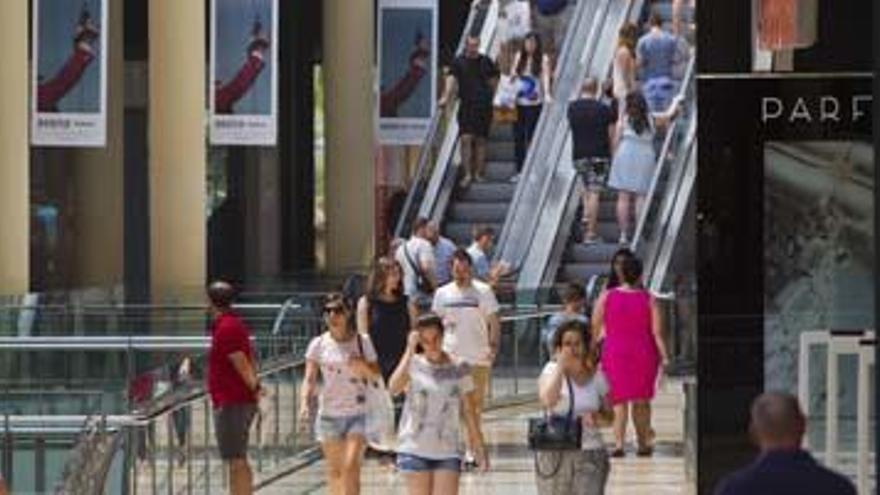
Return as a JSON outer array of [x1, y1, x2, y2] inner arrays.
[[357, 256, 418, 382], [607, 91, 680, 244], [301, 293, 381, 495], [591, 257, 668, 457], [510, 32, 552, 181]]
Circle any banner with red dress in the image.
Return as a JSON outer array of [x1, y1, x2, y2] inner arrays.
[[31, 0, 108, 147], [210, 0, 278, 146], [377, 0, 438, 145]]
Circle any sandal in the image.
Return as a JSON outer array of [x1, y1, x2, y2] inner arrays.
[[610, 448, 625, 458]]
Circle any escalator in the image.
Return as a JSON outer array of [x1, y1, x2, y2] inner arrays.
[[394, 0, 629, 252]]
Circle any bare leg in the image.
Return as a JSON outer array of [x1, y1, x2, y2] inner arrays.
[[634, 193, 647, 230], [432, 470, 461, 495], [615, 191, 632, 242], [342, 435, 366, 494], [405, 472, 434, 495], [632, 401, 654, 452], [321, 440, 347, 495], [460, 134, 475, 186], [583, 190, 601, 240], [474, 136, 488, 181], [613, 403, 629, 451], [228, 459, 253, 495]]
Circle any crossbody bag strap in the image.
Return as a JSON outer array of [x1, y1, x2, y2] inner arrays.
[[402, 243, 426, 281]]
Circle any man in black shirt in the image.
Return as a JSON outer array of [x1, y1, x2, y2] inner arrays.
[[439, 34, 500, 188], [567, 77, 616, 243]]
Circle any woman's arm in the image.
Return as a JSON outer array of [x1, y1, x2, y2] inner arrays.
[[509, 51, 521, 77], [541, 54, 553, 102], [650, 296, 669, 365], [537, 361, 567, 409], [652, 95, 683, 130], [462, 390, 489, 471], [299, 360, 319, 419], [590, 290, 608, 343], [356, 296, 369, 335], [388, 332, 418, 396]]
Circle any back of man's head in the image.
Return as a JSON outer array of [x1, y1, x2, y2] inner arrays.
[[749, 392, 806, 451], [649, 11, 663, 28], [581, 77, 599, 97], [412, 217, 430, 237], [207, 280, 236, 311]]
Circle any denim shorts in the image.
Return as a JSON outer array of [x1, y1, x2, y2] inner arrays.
[[397, 453, 461, 473], [315, 414, 365, 442]]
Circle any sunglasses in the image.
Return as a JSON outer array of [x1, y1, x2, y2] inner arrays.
[[323, 306, 345, 315]]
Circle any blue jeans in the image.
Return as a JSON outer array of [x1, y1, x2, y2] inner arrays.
[[397, 453, 461, 473], [316, 414, 365, 442]]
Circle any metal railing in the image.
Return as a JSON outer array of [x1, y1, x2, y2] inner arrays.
[[393, 0, 500, 238]]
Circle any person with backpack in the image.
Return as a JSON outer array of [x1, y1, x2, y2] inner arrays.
[[394, 217, 437, 310]]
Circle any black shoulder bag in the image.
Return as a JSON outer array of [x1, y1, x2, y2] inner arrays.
[[528, 375, 582, 478], [403, 243, 435, 295]]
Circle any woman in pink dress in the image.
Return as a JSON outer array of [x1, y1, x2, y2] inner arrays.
[[591, 256, 668, 457]]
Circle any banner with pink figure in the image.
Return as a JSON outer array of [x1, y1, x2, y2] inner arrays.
[[210, 0, 278, 146], [31, 0, 108, 147]]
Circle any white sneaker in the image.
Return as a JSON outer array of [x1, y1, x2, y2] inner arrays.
[[618, 233, 629, 245], [509, 173, 521, 183]]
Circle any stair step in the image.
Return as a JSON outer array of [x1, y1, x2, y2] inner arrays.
[[484, 161, 517, 181], [487, 141, 515, 161], [489, 124, 514, 141], [444, 221, 503, 246], [448, 202, 509, 223], [457, 183, 516, 203], [565, 242, 624, 264], [559, 262, 608, 284]]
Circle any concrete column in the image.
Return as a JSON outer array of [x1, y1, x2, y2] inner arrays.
[[148, 0, 206, 301], [0, 0, 29, 295], [71, 0, 124, 290], [323, 0, 376, 272]]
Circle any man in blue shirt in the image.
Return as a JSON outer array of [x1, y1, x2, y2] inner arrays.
[[426, 221, 457, 286], [636, 12, 688, 112], [714, 392, 856, 495]]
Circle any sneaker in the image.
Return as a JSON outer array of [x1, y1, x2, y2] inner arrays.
[[462, 452, 478, 470], [610, 448, 625, 458], [617, 233, 629, 245], [474, 174, 487, 183], [583, 233, 603, 244], [459, 174, 473, 189], [509, 173, 521, 183]]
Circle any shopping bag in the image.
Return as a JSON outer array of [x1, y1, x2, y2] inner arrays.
[[363, 376, 397, 451], [493, 75, 519, 109]]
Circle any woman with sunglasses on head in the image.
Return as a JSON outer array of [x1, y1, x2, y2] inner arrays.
[[535, 319, 613, 495], [300, 293, 381, 495], [388, 313, 489, 495]]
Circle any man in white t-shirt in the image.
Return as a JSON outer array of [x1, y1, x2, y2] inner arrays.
[[395, 217, 437, 308], [431, 248, 500, 467]]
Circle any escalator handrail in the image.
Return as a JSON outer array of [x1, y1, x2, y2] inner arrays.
[[630, 54, 696, 254], [393, 0, 499, 239]]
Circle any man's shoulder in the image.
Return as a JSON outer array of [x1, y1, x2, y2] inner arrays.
[[471, 278, 495, 295]]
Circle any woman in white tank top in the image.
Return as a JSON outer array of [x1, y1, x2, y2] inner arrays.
[[612, 23, 638, 114]]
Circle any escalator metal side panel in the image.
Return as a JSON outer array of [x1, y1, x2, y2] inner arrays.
[[513, 0, 645, 294], [495, 0, 609, 263], [650, 139, 697, 294]]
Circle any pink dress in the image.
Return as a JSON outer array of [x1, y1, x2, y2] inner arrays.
[[600, 288, 660, 404]]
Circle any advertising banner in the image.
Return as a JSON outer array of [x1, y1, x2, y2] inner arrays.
[[377, 0, 438, 145], [210, 0, 278, 146], [32, 0, 108, 147]]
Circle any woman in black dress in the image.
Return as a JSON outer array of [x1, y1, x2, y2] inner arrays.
[[357, 256, 419, 383]]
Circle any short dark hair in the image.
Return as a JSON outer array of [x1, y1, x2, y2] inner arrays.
[[416, 312, 445, 334], [412, 217, 430, 234], [323, 292, 349, 312], [561, 283, 586, 304], [207, 281, 236, 309], [750, 392, 806, 443], [649, 11, 663, 27], [552, 319, 591, 351], [620, 256, 643, 285], [451, 248, 473, 266], [473, 225, 495, 241]]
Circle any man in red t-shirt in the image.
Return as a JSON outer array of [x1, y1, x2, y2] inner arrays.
[[207, 281, 260, 495]]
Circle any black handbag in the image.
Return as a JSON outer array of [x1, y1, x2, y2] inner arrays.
[[528, 375, 582, 478]]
